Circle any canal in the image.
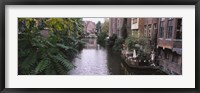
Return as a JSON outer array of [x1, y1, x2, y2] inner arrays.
[[68, 38, 167, 75]]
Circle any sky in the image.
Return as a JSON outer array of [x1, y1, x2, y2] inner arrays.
[[83, 18, 107, 24]]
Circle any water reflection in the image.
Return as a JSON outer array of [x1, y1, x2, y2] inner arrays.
[[106, 47, 124, 75], [68, 38, 167, 75], [69, 38, 111, 75]]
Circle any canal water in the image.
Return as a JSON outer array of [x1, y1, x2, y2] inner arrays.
[[68, 38, 123, 75], [68, 38, 167, 75]]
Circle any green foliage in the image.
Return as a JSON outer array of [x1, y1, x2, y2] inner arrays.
[[125, 36, 135, 51], [125, 31, 152, 59], [35, 57, 50, 74], [107, 34, 117, 47], [101, 21, 109, 33], [97, 31, 108, 46], [138, 36, 152, 55], [97, 20, 109, 46], [112, 38, 124, 52], [18, 18, 83, 75], [125, 31, 151, 52], [96, 21, 101, 33]]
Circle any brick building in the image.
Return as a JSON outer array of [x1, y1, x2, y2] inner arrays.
[[116, 18, 132, 38], [127, 18, 132, 34], [83, 21, 96, 34], [116, 18, 124, 38], [157, 18, 182, 75], [143, 18, 159, 49], [109, 18, 117, 37], [131, 18, 144, 37], [109, 18, 132, 38]]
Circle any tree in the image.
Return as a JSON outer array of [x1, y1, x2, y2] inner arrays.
[[101, 21, 109, 33], [97, 20, 109, 46], [96, 21, 101, 33], [18, 18, 84, 75]]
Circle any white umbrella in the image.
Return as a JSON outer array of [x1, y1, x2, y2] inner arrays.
[[133, 49, 137, 58], [151, 51, 155, 61], [126, 47, 129, 54]]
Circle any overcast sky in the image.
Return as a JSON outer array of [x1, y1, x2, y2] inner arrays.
[[83, 18, 106, 24]]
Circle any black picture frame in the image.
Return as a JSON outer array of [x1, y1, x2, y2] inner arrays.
[[0, 0, 199, 93]]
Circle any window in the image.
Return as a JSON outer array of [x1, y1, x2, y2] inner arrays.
[[161, 18, 165, 21], [148, 24, 152, 30], [148, 24, 152, 37], [153, 23, 157, 29], [148, 31, 151, 37], [166, 19, 173, 39], [159, 20, 164, 38], [132, 18, 137, 24], [176, 18, 182, 39], [144, 25, 147, 29]]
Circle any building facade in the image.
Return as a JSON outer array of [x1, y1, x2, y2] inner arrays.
[[131, 18, 144, 37], [83, 21, 96, 34], [109, 18, 117, 37], [157, 18, 182, 75], [143, 18, 159, 49], [116, 18, 124, 38], [127, 18, 132, 34], [109, 18, 131, 38]]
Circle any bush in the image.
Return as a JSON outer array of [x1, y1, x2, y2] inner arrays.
[[107, 34, 117, 47], [112, 38, 124, 52], [97, 32, 108, 46], [125, 36, 135, 51], [18, 18, 84, 75]]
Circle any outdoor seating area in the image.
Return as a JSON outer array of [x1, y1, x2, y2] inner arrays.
[[121, 44, 157, 67], [121, 46, 140, 66]]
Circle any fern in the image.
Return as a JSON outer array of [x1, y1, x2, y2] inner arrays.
[[18, 18, 83, 75], [43, 63, 57, 75], [18, 49, 30, 58], [55, 61, 68, 74], [56, 43, 78, 53], [56, 43, 71, 50], [19, 52, 37, 74], [45, 40, 55, 47], [51, 54, 75, 70], [35, 58, 50, 74]]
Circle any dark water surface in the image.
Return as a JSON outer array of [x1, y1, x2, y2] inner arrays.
[[68, 38, 167, 75], [69, 38, 123, 75]]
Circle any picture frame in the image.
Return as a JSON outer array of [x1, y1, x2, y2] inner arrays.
[[0, 0, 199, 93]]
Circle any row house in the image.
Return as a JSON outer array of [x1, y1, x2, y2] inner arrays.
[[116, 18, 131, 38], [109, 18, 118, 37], [143, 18, 159, 50], [116, 18, 124, 38], [157, 18, 182, 75], [109, 18, 131, 38], [127, 18, 132, 36], [131, 18, 144, 37], [83, 21, 96, 34]]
